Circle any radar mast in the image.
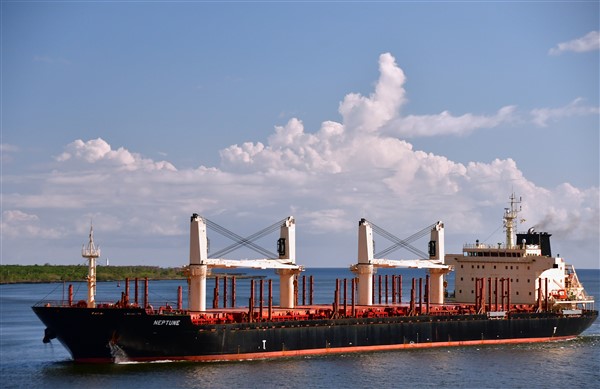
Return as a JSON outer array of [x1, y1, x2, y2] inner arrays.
[[503, 193, 521, 248]]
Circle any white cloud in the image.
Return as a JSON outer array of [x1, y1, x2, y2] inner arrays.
[[389, 105, 517, 137], [1, 210, 63, 239], [56, 138, 177, 171], [3, 53, 598, 268], [221, 118, 344, 174], [530, 98, 600, 127], [338, 53, 407, 133], [1, 143, 19, 153], [549, 31, 600, 55], [1, 143, 19, 163]]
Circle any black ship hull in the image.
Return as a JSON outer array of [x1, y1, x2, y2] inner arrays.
[[32, 306, 598, 363]]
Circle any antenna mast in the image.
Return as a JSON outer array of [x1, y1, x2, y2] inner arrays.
[[82, 224, 100, 308], [503, 193, 521, 248]]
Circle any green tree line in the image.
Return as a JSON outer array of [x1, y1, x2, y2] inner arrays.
[[0, 265, 186, 284]]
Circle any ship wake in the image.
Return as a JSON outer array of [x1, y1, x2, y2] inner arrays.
[[108, 341, 130, 364]]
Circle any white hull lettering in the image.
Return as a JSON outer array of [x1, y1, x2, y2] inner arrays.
[[153, 320, 181, 326]]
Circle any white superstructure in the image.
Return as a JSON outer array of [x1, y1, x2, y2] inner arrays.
[[446, 194, 594, 308]]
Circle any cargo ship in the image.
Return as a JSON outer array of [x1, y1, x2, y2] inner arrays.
[[33, 194, 597, 363]]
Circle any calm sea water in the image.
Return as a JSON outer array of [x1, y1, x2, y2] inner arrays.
[[1, 268, 599, 389]]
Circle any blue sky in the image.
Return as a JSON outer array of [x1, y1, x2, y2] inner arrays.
[[2, 1, 599, 269]]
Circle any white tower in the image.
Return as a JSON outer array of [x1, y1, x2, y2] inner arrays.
[[82, 224, 100, 308], [276, 217, 299, 309], [188, 213, 209, 312], [354, 218, 375, 306], [428, 221, 449, 304]]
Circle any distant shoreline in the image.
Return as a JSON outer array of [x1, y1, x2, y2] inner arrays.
[[0, 264, 264, 285]]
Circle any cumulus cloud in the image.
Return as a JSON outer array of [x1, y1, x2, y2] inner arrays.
[[56, 138, 177, 171], [530, 98, 600, 127], [549, 31, 600, 55], [339, 53, 407, 133], [3, 52, 598, 267]]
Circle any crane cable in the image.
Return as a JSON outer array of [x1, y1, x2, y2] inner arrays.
[[206, 218, 286, 259], [369, 221, 436, 259]]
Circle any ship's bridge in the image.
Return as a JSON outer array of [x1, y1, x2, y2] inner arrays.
[[462, 241, 542, 258]]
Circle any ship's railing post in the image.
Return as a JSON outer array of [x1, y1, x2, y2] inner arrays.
[[425, 275, 430, 314], [398, 275, 402, 303], [177, 286, 183, 310], [309, 275, 314, 305], [294, 276, 298, 307], [68, 284, 73, 307], [343, 278, 348, 315], [494, 278, 498, 312], [410, 278, 416, 315], [372, 274, 376, 305], [249, 279, 255, 323], [268, 279, 273, 321], [223, 275, 228, 309], [231, 276, 236, 308], [351, 278, 356, 317], [134, 277, 139, 306], [144, 277, 149, 309], [418, 277, 423, 314], [125, 278, 130, 307], [213, 276, 219, 309], [259, 279, 264, 320], [302, 275, 306, 306], [545, 278, 549, 312]]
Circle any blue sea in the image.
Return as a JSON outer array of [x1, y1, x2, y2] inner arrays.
[[1, 268, 599, 388]]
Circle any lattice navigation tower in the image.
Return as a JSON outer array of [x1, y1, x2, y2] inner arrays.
[[82, 224, 100, 308]]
